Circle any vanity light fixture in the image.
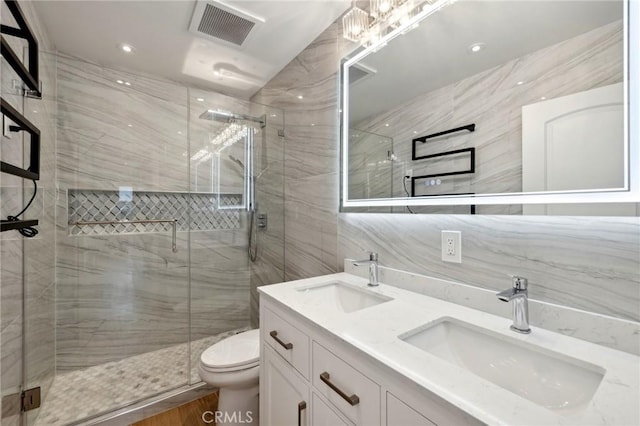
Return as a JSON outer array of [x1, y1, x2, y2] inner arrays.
[[343, 0, 449, 46]]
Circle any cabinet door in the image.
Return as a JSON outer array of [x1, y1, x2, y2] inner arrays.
[[386, 393, 437, 426], [313, 393, 353, 426], [262, 344, 310, 426]]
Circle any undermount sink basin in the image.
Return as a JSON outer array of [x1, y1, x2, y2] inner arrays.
[[296, 281, 393, 313], [400, 317, 605, 413]]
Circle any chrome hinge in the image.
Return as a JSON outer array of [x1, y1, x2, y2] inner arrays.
[[21, 387, 41, 412]]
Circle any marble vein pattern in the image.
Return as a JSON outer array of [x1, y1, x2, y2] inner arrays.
[[344, 261, 640, 355], [33, 328, 249, 426], [251, 21, 353, 294], [350, 20, 623, 215], [338, 213, 640, 323]]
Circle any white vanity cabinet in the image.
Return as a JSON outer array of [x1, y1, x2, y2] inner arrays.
[[259, 300, 477, 426]]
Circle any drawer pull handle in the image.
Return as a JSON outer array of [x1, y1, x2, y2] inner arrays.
[[320, 371, 360, 406], [269, 330, 293, 350], [297, 401, 306, 426]]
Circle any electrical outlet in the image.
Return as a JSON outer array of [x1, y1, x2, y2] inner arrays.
[[441, 230, 461, 263]]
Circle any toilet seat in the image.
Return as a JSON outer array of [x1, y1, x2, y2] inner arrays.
[[200, 329, 260, 371]]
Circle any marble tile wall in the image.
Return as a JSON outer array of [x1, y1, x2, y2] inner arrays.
[[352, 20, 623, 215], [251, 11, 639, 330], [251, 21, 354, 294], [1, 1, 57, 424]]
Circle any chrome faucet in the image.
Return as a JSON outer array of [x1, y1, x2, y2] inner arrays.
[[496, 276, 531, 334], [352, 252, 379, 287]]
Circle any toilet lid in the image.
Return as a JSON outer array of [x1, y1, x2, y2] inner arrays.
[[200, 329, 260, 369]]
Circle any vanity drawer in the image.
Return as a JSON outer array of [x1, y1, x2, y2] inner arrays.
[[312, 342, 380, 425], [263, 307, 310, 379]]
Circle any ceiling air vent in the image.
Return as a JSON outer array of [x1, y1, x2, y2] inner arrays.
[[189, 0, 262, 46]]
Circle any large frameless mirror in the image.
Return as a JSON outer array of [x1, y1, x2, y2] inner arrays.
[[341, 0, 639, 214]]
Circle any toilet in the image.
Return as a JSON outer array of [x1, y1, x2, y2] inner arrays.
[[198, 329, 260, 426]]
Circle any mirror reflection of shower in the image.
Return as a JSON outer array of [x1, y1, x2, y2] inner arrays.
[[198, 109, 266, 262]]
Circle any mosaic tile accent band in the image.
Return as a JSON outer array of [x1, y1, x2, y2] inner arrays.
[[68, 189, 242, 235]]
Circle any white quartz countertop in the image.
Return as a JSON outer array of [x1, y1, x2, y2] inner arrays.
[[258, 272, 640, 426]]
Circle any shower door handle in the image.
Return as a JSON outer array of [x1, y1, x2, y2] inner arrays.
[[269, 330, 293, 350]]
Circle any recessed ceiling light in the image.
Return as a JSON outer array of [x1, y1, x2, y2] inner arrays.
[[196, 97, 204, 102], [517, 81, 524, 85], [127, 124, 133, 127], [384, 123, 390, 127], [119, 43, 135, 53], [116, 80, 124, 84], [413, 130, 418, 134], [540, 96, 547, 100], [467, 42, 486, 54], [311, 123, 315, 126], [297, 95, 304, 99], [124, 81, 131, 86]]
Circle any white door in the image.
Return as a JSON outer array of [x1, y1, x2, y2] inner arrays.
[[261, 345, 310, 426], [522, 83, 637, 216]]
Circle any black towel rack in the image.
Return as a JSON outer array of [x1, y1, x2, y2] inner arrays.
[[0, 0, 40, 95], [412, 123, 475, 160], [1, 0, 42, 234]]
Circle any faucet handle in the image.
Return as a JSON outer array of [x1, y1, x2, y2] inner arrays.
[[511, 275, 528, 290], [368, 252, 378, 261]]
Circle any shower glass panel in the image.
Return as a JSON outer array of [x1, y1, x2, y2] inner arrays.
[[41, 55, 191, 425], [187, 90, 285, 384]]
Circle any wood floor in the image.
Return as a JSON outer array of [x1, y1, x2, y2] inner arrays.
[[132, 391, 219, 426]]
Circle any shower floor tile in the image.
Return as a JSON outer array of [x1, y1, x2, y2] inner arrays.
[[34, 327, 250, 426]]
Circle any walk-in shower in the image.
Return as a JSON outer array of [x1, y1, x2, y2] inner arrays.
[[13, 54, 285, 426]]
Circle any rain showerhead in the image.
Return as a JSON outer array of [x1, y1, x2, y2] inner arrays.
[[199, 109, 266, 127]]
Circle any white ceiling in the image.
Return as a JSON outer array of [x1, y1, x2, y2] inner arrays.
[[33, 0, 349, 98], [349, 0, 623, 124]]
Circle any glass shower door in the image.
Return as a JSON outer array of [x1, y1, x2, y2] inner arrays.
[[36, 55, 191, 425]]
